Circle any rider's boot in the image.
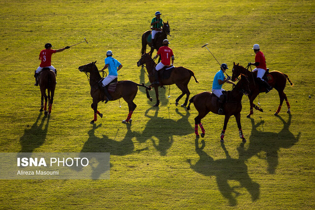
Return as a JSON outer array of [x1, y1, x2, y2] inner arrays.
[[103, 86, 112, 103], [34, 72, 39, 86], [152, 70, 160, 85], [218, 95, 225, 115]]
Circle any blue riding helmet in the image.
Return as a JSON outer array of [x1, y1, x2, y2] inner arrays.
[[221, 63, 228, 70], [155, 11, 161, 16]]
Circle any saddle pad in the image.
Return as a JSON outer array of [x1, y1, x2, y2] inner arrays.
[[161, 67, 174, 80], [147, 34, 152, 43], [108, 83, 117, 93], [265, 74, 274, 84]]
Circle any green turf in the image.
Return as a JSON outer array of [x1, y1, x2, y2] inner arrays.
[[0, 0, 314, 209]]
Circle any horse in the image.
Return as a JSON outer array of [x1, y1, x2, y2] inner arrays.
[[137, 53, 199, 107], [141, 22, 170, 55], [187, 75, 250, 143], [38, 68, 56, 115], [78, 61, 152, 124], [231, 63, 293, 117]]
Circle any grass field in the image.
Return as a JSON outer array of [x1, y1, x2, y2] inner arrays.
[[0, 0, 314, 209]]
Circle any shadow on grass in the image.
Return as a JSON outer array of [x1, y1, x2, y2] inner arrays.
[[135, 107, 192, 156], [238, 114, 300, 174], [188, 139, 260, 206], [19, 112, 49, 153], [76, 123, 148, 179]]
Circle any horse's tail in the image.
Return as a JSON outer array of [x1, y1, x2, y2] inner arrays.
[[189, 70, 199, 83], [284, 73, 294, 86], [137, 83, 152, 101], [137, 83, 151, 90], [186, 95, 196, 111]]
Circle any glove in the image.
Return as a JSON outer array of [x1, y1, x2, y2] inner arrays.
[[65, 46, 70, 49], [227, 76, 231, 81], [247, 63, 251, 67]]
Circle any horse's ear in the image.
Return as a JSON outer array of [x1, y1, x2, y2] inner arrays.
[[233, 62, 235, 66], [237, 63, 239, 66], [167, 21, 169, 24]]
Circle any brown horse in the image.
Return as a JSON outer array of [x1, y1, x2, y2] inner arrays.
[[38, 68, 56, 115], [231, 63, 293, 117], [141, 22, 170, 55], [137, 53, 199, 107], [187, 75, 250, 143], [78, 61, 152, 124]]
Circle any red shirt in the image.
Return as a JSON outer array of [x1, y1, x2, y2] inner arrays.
[[255, 51, 267, 70], [39, 49, 57, 67], [157, 46, 174, 65]]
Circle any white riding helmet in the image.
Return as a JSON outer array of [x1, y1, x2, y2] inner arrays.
[[106, 50, 113, 56], [252, 44, 260, 50], [163, 39, 169, 44]]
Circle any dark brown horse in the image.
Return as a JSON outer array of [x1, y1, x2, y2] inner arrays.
[[78, 61, 151, 124], [137, 53, 199, 107], [38, 68, 56, 115], [141, 22, 170, 55], [187, 75, 250, 143], [231, 63, 293, 117]]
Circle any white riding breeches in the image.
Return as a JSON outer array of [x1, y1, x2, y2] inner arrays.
[[102, 75, 117, 87], [212, 89, 224, 98], [253, 68, 266, 81], [155, 62, 165, 71], [36, 66, 56, 74], [152, 30, 161, 39]]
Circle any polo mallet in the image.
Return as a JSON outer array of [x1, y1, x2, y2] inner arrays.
[[69, 38, 88, 47], [202, 43, 231, 78]]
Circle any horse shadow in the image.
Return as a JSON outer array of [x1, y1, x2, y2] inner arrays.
[[139, 65, 168, 106], [19, 112, 49, 153], [238, 114, 300, 174], [135, 107, 192, 156], [76, 123, 147, 179], [187, 139, 260, 206]]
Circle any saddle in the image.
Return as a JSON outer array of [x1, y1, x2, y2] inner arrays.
[[158, 65, 174, 80], [42, 68, 57, 76], [98, 78, 118, 93], [253, 69, 273, 84], [211, 91, 236, 105]]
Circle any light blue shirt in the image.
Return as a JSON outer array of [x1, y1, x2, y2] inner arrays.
[[212, 70, 225, 90], [105, 56, 121, 76]]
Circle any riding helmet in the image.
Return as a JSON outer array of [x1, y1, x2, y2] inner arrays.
[[45, 43, 52, 49], [163, 39, 169, 44], [221, 63, 228, 70], [252, 44, 260, 50], [155, 11, 161, 16], [106, 50, 113, 56]]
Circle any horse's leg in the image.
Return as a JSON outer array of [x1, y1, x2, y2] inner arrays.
[[235, 112, 246, 143], [284, 93, 291, 114], [247, 92, 259, 118], [48, 88, 54, 115], [90, 100, 100, 124], [194, 109, 209, 138], [175, 83, 190, 107], [153, 86, 160, 107], [274, 90, 287, 116], [91, 103, 103, 119], [123, 101, 137, 124], [40, 94, 44, 111], [221, 115, 231, 143], [43, 90, 48, 115]]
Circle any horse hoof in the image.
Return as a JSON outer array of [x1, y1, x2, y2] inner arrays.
[[247, 114, 251, 118], [90, 120, 95, 124], [99, 113, 103, 118], [242, 138, 246, 143], [149, 98, 152, 102], [122, 120, 127, 124], [201, 133, 205, 138], [129, 119, 132, 124], [181, 104, 186, 107], [196, 135, 200, 138], [175, 102, 179, 106], [40, 109, 43, 112], [220, 139, 224, 143], [274, 112, 278, 116], [44, 111, 48, 116], [153, 104, 159, 107]]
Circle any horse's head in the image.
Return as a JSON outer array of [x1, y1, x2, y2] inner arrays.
[[232, 62, 248, 82], [78, 61, 97, 73], [137, 53, 152, 67], [163, 21, 170, 36]]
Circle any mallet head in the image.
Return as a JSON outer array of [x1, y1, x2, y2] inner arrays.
[[201, 43, 209, 48]]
